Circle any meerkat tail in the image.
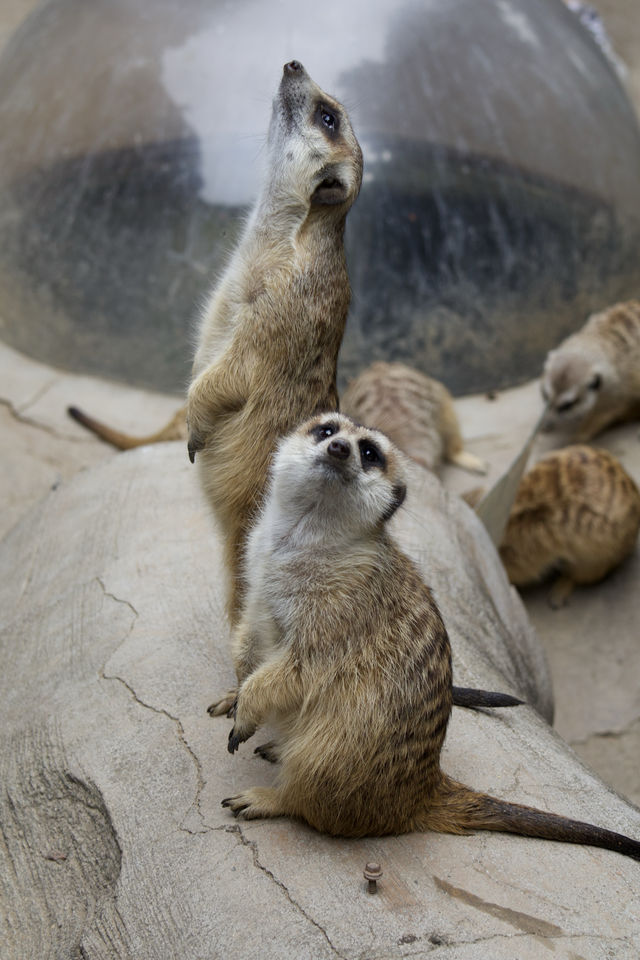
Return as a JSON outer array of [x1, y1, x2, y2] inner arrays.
[[452, 687, 523, 708], [67, 406, 184, 450], [423, 775, 640, 861]]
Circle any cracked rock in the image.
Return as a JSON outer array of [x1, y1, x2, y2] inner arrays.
[[1, 443, 640, 958]]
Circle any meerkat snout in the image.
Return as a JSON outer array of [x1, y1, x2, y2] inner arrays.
[[327, 438, 351, 460]]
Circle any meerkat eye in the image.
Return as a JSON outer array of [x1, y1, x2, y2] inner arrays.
[[556, 398, 576, 413], [358, 439, 386, 470], [310, 421, 338, 442], [316, 104, 339, 134]]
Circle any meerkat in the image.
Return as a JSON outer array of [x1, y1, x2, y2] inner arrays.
[[341, 361, 487, 474], [67, 404, 186, 449], [186, 60, 362, 632], [500, 445, 640, 608], [541, 299, 640, 440], [219, 413, 640, 861]]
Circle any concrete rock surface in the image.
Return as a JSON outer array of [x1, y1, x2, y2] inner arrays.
[[2, 443, 640, 959]]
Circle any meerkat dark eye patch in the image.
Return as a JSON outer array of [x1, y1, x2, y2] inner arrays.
[[309, 421, 339, 442], [358, 439, 386, 471], [588, 373, 602, 391], [556, 398, 577, 413], [315, 103, 340, 135]]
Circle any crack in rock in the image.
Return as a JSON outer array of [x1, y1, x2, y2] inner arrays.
[[96, 577, 140, 619], [96, 580, 212, 835], [232, 824, 348, 959], [103, 671, 209, 835], [0, 395, 91, 444]]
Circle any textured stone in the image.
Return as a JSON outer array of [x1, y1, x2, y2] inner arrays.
[[1, 440, 639, 958]]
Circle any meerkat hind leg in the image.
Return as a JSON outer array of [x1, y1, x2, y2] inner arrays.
[[547, 574, 575, 609], [222, 786, 286, 821], [207, 688, 238, 717]]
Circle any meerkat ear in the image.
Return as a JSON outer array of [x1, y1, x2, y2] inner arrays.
[[381, 483, 407, 523]]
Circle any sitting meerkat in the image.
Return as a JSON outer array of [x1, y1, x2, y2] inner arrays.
[[500, 445, 640, 607], [220, 413, 640, 861], [541, 300, 640, 441], [341, 361, 487, 474], [186, 60, 362, 629]]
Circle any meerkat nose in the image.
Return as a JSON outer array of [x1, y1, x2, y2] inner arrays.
[[327, 438, 351, 460], [284, 60, 304, 75]]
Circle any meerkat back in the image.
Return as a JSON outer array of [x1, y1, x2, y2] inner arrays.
[[341, 361, 486, 474], [500, 445, 640, 606]]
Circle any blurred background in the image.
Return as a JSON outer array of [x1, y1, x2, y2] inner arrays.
[[1, 0, 639, 396]]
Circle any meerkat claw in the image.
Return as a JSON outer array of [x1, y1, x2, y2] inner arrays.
[[187, 437, 202, 463], [228, 729, 242, 754], [221, 796, 250, 818]]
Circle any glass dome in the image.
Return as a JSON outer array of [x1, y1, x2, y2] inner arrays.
[[1, 0, 639, 394]]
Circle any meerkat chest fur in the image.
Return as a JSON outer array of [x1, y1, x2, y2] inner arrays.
[[243, 465, 386, 647]]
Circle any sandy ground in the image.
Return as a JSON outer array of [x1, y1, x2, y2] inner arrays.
[[2, 339, 639, 809]]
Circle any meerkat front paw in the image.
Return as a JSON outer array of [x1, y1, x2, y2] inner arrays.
[[227, 721, 255, 754], [207, 689, 238, 718], [187, 428, 205, 464], [186, 380, 214, 462]]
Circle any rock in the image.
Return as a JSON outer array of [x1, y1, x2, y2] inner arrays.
[[1, 444, 639, 958]]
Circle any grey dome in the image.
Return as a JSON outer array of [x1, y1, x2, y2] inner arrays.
[[0, 0, 639, 394]]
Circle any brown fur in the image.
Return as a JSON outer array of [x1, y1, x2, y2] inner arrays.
[[67, 405, 186, 449], [221, 415, 640, 860], [541, 300, 640, 440], [187, 62, 362, 625], [341, 361, 486, 474], [500, 445, 640, 607]]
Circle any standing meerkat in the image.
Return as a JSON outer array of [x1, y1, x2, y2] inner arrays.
[[186, 60, 363, 625], [541, 299, 640, 440], [500, 445, 640, 608], [341, 361, 487, 474], [220, 414, 640, 860]]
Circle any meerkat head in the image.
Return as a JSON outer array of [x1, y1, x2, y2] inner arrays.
[[269, 413, 407, 538], [266, 60, 363, 213], [540, 347, 606, 432]]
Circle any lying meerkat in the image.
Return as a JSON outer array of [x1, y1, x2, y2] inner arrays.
[[220, 414, 640, 860], [341, 361, 487, 474], [541, 299, 640, 441], [500, 445, 640, 607], [186, 60, 362, 628], [67, 405, 186, 449]]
